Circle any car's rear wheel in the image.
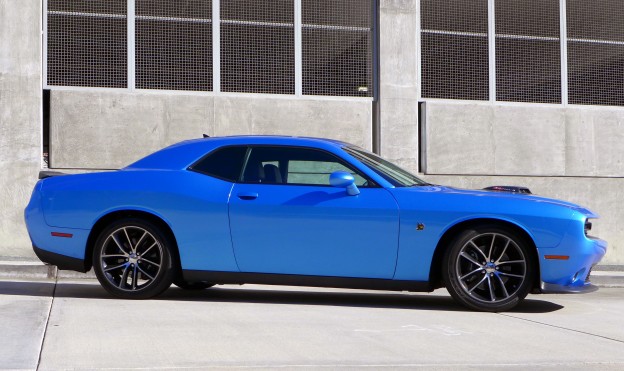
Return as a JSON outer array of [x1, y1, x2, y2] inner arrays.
[[442, 226, 534, 312], [93, 218, 175, 299]]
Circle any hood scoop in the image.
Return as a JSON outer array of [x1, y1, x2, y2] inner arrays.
[[483, 186, 532, 194]]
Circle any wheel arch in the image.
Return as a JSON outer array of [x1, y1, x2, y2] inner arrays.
[[428, 218, 541, 290], [85, 209, 181, 274]]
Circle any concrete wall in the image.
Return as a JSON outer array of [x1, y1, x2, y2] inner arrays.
[[50, 90, 372, 169], [0, 0, 42, 259], [422, 101, 624, 177]]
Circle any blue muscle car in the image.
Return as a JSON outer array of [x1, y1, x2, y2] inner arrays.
[[25, 136, 607, 311]]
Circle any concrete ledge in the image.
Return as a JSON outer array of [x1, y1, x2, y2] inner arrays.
[[0, 261, 56, 279], [0, 261, 95, 280], [589, 270, 624, 288], [2, 261, 623, 288]]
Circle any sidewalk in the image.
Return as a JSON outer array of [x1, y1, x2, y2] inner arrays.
[[1, 259, 623, 287]]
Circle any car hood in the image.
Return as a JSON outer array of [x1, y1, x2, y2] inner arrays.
[[398, 185, 598, 218]]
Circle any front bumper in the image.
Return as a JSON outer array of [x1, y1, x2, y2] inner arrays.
[[539, 231, 607, 293], [540, 281, 599, 294]]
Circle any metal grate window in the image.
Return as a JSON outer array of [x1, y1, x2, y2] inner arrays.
[[47, 0, 127, 88], [495, 0, 561, 103], [421, 0, 489, 100], [302, 0, 373, 97], [220, 0, 295, 94], [136, 0, 212, 91], [567, 0, 624, 106]]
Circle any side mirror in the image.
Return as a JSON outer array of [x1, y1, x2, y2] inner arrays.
[[329, 171, 360, 196]]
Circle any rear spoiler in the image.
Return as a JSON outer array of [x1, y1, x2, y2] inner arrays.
[[39, 171, 66, 180]]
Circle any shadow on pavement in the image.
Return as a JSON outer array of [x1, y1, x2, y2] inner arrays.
[[0, 280, 564, 313], [0, 280, 56, 297]]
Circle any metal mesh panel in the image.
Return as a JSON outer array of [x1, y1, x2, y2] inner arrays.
[[495, 0, 561, 103], [47, 0, 127, 88], [567, 0, 624, 105], [302, 0, 373, 97], [220, 0, 294, 94], [136, 0, 212, 91], [421, 0, 489, 100]]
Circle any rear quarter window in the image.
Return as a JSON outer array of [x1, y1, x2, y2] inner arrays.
[[189, 146, 247, 182]]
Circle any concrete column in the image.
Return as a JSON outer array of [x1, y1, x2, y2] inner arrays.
[[379, 0, 419, 172], [0, 0, 42, 258]]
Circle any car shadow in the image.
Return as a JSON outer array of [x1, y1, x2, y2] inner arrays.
[[0, 280, 564, 313]]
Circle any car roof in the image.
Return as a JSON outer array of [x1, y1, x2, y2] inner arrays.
[[126, 135, 355, 170], [192, 135, 350, 146]]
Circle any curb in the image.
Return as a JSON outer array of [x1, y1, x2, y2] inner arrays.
[[0, 261, 95, 280], [2, 261, 624, 288]]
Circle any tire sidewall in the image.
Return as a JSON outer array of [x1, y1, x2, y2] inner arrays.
[[93, 218, 175, 299]]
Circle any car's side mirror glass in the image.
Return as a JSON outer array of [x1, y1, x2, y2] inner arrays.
[[329, 171, 360, 196]]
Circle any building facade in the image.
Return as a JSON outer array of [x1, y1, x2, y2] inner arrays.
[[1, 0, 622, 265]]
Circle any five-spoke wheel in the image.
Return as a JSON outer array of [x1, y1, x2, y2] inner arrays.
[[93, 218, 175, 299], [443, 226, 534, 312]]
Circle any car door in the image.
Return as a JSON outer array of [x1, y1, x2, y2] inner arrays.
[[228, 146, 400, 279]]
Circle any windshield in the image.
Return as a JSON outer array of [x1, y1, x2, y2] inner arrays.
[[343, 146, 429, 187]]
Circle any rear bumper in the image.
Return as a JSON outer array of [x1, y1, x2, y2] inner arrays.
[[33, 245, 88, 272]]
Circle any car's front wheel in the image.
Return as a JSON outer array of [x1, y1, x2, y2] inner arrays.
[[442, 226, 534, 312], [93, 218, 175, 299]]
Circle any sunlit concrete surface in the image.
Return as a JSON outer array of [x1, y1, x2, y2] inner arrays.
[[1, 279, 623, 370], [0, 280, 54, 370]]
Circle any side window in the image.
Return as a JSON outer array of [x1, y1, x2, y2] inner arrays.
[[288, 160, 367, 186], [241, 146, 370, 187], [189, 146, 247, 182]]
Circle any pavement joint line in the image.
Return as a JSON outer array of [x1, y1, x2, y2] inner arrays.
[[499, 313, 624, 345], [35, 274, 57, 371], [53, 361, 624, 369]]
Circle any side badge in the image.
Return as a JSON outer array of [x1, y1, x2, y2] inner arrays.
[[416, 223, 425, 231]]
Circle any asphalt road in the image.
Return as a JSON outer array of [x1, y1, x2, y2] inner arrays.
[[1, 278, 623, 370]]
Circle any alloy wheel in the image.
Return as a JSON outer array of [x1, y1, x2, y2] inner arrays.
[[99, 226, 164, 292], [455, 232, 527, 304]]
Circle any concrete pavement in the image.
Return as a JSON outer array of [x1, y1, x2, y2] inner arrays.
[[1, 278, 623, 370]]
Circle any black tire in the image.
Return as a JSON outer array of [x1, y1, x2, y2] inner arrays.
[[442, 225, 535, 312], [173, 279, 215, 290], [93, 218, 175, 299]]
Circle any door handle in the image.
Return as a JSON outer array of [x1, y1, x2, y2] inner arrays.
[[237, 192, 259, 200]]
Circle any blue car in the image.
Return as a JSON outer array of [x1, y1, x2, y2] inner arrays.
[[25, 136, 606, 311]]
